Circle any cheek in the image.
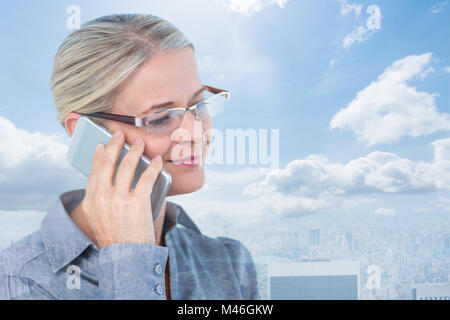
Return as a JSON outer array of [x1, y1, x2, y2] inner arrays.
[[203, 120, 213, 142], [204, 118, 213, 130], [142, 135, 172, 159]]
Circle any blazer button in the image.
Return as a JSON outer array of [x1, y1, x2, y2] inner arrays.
[[154, 284, 163, 295], [153, 263, 163, 275]]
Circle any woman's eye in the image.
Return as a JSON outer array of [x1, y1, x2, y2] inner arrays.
[[149, 115, 170, 126]]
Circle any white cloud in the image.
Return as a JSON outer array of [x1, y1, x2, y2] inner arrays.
[[414, 196, 450, 213], [373, 207, 397, 215], [244, 138, 450, 199], [148, 138, 449, 229], [339, 0, 362, 17], [330, 53, 450, 146], [435, 196, 450, 211], [430, 1, 448, 14], [170, 165, 341, 235], [343, 5, 382, 49], [343, 26, 369, 49], [223, 0, 290, 17], [444, 66, 450, 73], [426, 139, 450, 190], [0, 117, 86, 210], [0, 210, 46, 250]]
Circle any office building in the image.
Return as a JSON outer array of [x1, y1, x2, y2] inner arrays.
[[268, 260, 360, 300], [309, 229, 320, 245], [412, 283, 450, 300]]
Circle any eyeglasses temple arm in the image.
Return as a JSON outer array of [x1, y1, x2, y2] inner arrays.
[[82, 112, 137, 126]]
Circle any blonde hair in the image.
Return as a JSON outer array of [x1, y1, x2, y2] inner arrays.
[[51, 13, 194, 130]]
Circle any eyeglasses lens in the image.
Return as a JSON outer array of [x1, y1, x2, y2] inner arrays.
[[144, 93, 227, 134]]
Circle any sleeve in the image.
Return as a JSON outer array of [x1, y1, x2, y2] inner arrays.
[[97, 243, 169, 300], [217, 237, 260, 300]]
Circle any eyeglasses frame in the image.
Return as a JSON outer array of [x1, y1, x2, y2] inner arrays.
[[78, 85, 230, 130]]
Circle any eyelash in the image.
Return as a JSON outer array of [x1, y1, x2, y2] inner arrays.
[[149, 115, 170, 126]]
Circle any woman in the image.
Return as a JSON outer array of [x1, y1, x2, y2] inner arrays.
[[0, 13, 259, 300]]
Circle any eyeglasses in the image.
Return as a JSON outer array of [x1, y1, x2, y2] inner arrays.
[[79, 85, 230, 135]]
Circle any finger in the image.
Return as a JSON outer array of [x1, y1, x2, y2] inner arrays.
[[133, 155, 163, 198], [86, 143, 105, 193], [97, 130, 125, 185], [114, 137, 145, 197]]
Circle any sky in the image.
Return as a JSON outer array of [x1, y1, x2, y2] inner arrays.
[[0, 0, 449, 246]]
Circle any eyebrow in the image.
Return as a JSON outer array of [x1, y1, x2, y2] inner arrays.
[[138, 86, 207, 116]]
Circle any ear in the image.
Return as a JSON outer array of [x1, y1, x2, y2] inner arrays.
[[65, 112, 81, 138]]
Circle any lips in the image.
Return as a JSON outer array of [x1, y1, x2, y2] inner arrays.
[[167, 154, 203, 165]]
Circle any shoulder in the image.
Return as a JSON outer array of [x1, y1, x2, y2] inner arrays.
[[169, 228, 260, 299], [169, 226, 251, 259], [167, 212, 255, 267], [166, 202, 253, 261], [215, 236, 260, 299], [215, 236, 257, 278], [216, 236, 253, 260], [165, 202, 260, 299]]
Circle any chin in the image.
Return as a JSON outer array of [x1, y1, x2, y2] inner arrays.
[[166, 169, 205, 196]]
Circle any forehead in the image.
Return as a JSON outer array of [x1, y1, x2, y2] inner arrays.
[[114, 48, 203, 114]]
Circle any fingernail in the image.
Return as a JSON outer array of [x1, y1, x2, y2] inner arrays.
[[113, 130, 122, 138], [133, 137, 143, 145], [95, 144, 103, 152]]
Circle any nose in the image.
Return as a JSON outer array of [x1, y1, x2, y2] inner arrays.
[[174, 108, 205, 145]]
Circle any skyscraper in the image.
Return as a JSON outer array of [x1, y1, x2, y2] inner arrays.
[[445, 237, 450, 256], [345, 232, 352, 251], [268, 260, 360, 300], [309, 229, 320, 245]]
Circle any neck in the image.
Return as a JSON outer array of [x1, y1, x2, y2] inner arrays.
[[70, 198, 167, 248]]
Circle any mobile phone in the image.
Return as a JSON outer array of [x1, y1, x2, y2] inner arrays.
[[66, 116, 172, 221]]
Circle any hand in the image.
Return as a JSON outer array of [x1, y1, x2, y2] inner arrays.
[[81, 130, 163, 248]]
